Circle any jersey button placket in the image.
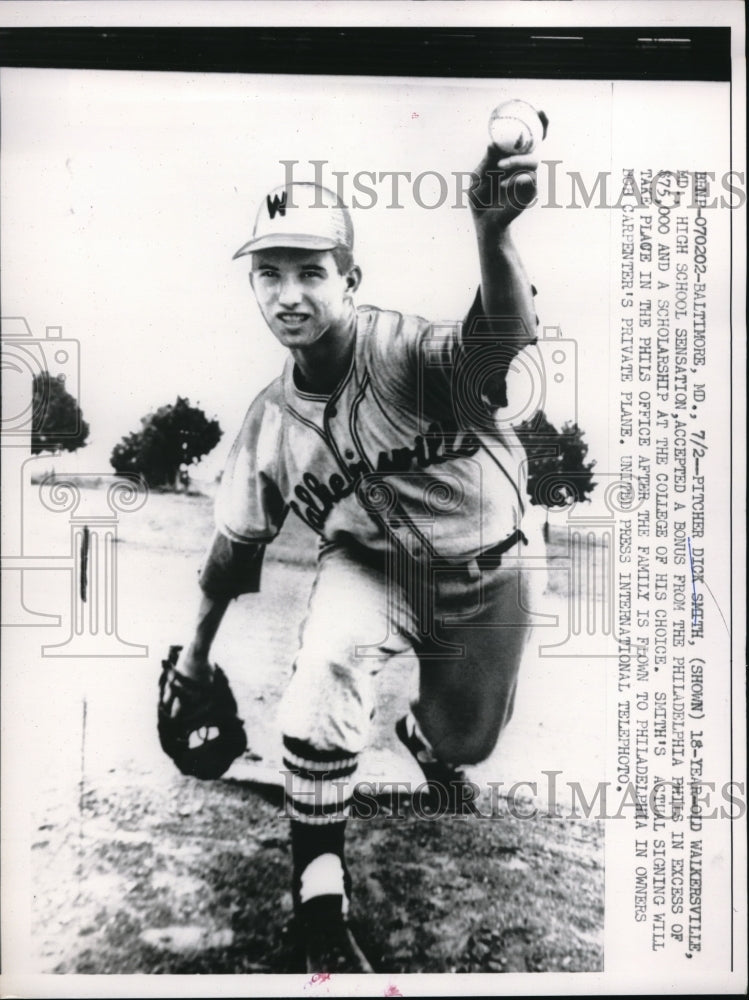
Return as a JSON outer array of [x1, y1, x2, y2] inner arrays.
[[323, 403, 359, 484]]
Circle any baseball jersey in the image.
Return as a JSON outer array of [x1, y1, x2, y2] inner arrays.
[[212, 299, 535, 568]]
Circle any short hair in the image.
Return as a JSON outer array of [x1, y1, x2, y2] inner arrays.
[[250, 245, 356, 279], [332, 245, 355, 276]]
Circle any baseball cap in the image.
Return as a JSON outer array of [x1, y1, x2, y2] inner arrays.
[[233, 182, 354, 259]]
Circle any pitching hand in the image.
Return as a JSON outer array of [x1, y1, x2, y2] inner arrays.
[[469, 145, 540, 228]]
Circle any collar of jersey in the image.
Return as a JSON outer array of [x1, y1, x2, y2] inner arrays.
[[284, 307, 373, 403]]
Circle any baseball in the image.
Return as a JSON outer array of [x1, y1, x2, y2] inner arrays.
[[488, 99, 544, 156]]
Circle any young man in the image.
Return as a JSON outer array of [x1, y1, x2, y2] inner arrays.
[[159, 140, 544, 973]]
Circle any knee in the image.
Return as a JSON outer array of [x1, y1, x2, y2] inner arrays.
[[426, 689, 517, 765], [278, 655, 377, 757], [419, 673, 519, 766]]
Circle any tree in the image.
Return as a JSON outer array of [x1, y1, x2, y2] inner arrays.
[[557, 420, 597, 503], [31, 372, 90, 455], [110, 396, 222, 489], [516, 410, 597, 536], [516, 410, 564, 507]]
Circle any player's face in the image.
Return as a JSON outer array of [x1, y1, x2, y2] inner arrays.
[[250, 248, 360, 350]]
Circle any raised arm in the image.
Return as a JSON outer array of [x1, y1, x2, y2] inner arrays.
[[468, 145, 540, 351]]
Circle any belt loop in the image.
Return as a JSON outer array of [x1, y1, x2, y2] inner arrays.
[[466, 559, 481, 581]]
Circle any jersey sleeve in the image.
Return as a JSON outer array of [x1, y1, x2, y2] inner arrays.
[[201, 386, 288, 599], [455, 284, 540, 410], [213, 385, 289, 544], [198, 529, 267, 599], [365, 286, 539, 421]]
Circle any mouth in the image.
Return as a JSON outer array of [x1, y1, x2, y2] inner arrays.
[[277, 312, 310, 329]]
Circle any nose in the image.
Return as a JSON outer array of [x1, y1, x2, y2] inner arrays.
[[278, 274, 303, 309]]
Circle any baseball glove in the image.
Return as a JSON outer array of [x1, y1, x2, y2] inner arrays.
[[158, 645, 248, 780]]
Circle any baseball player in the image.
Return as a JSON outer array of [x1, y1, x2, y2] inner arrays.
[[158, 119, 546, 973]]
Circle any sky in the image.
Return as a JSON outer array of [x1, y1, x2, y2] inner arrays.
[[1, 67, 730, 507]]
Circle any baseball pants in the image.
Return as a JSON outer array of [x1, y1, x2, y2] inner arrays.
[[278, 525, 545, 766]]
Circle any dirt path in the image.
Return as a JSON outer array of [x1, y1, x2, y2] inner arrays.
[[32, 766, 603, 975], [16, 489, 604, 977]]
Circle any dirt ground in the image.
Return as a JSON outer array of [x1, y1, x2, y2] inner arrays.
[[15, 487, 604, 979]]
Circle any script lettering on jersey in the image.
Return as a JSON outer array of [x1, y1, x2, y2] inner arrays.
[[289, 421, 480, 532]]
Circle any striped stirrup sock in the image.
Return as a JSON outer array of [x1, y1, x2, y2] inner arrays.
[[282, 735, 358, 825]]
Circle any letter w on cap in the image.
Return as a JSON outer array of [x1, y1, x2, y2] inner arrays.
[[267, 192, 287, 219]]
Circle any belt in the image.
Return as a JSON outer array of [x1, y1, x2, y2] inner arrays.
[[324, 528, 528, 574], [473, 528, 529, 570]]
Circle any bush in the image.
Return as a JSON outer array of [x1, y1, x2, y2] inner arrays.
[[110, 397, 222, 489], [31, 372, 90, 455]]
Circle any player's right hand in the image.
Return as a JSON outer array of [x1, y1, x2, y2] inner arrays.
[[469, 145, 540, 227]]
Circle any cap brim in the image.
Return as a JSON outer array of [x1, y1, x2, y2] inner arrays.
[[232, 234, 340, 259]]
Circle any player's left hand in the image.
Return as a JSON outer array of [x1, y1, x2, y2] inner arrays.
[[158, 645, 249, 780], [469, 146, 540, 228]]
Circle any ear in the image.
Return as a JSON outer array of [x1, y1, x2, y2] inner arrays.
[[345, 265, 362, 294]]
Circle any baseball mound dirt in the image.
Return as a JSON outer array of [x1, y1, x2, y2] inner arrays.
[[28, 488, 603, 977]]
